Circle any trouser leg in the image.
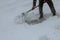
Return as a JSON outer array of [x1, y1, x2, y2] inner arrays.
[[39, 1, 44, 19], [47, 0, 56, 16]]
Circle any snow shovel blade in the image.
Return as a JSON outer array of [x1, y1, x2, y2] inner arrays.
[[22, 9, 32, 16]]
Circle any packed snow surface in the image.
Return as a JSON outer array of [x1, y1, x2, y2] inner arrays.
[[0, 0, 60, 40]]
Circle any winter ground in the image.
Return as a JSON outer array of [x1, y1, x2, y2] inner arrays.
[[0, 0, 60, 40]]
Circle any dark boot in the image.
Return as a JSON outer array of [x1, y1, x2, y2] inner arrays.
[[39, 13, 43, 19]]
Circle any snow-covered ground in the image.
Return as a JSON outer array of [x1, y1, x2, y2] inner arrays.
[[0, 0, 60, 40]]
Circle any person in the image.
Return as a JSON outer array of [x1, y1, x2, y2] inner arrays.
[[32, 0, 56, 19]]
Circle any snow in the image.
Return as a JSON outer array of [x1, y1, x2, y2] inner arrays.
[[0, 0, 60, 40]]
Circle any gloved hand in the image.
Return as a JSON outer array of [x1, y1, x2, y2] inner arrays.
[[32, 6, 35, 10]]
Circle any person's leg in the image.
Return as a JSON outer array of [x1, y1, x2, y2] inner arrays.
[[39, 0, 44, 19], [47, 0, 56, 16]]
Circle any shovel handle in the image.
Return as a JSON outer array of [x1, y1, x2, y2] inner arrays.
[[26, 5, 39, 13], [22, 5, 39, 16]]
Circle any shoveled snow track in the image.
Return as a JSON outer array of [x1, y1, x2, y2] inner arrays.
[[15, 12, 60, 25]]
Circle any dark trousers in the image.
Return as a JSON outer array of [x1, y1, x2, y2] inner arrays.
[[39, 0, 56, 18]]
